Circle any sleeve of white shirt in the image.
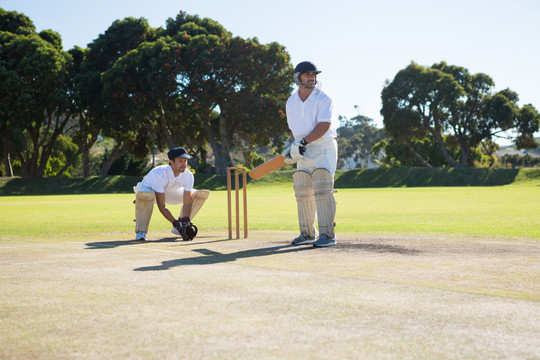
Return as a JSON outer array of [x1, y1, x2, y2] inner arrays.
[[142, 167, 167, 193], [317, 94, 333, 123]]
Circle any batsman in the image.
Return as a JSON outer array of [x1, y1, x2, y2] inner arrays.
[[283, 61, 338, 247], [132, 147, 209, 241]]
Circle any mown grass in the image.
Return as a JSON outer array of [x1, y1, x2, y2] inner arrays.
[[1, 182, 538, 240]]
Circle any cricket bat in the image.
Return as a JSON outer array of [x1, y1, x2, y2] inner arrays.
[[248, 155, 287, 180]]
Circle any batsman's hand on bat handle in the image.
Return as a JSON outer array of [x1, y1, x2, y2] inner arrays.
[[282, 146, 296, 164], [299, 138, 308, 155], [290, 138, 309, 161]]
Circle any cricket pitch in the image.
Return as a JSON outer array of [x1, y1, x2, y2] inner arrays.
[[1, 232, 539, 359]]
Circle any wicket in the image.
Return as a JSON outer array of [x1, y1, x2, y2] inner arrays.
[[227, 167, 248, 239]]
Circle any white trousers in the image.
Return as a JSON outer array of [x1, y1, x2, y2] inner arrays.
[[296, 137, 338, 176], [133, 182, 192, 205]]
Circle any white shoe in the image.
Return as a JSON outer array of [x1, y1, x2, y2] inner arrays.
[[135, 232, 146, 241], [171, 226, 181, 236]]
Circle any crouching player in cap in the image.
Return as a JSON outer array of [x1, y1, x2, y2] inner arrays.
[[132, 147, 210, 241], [282, 61, 338, 247]]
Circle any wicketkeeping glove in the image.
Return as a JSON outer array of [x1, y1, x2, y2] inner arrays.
[[173, 217, 198, 241]]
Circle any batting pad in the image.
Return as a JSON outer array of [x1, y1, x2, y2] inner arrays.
[[135, 191, 155, 233], [189, 190, 210, 219], [293, 170, 317, 238], [312, 168, 336, 238]]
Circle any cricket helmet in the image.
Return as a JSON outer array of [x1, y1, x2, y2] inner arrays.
[[294, 61, 321, 84]]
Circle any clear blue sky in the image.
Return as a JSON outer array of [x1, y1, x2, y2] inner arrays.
[[4, 0, 540, 143]]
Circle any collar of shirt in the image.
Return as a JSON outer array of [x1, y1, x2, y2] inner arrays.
[[165, 165, 174, 177], [294, 89, 317, 103]]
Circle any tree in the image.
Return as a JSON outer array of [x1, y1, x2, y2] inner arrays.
[[479, 138, 500, 168], [0, 8, 35, 35], [44, 135, 79, 177], [381, 61, 540, 167], [79, 17, 157, 175], [100, 38, 195, 159], [102, 12, 293, 174], [514, 104, 540, 149], [373, 134, 461, 167], [54, 46, 101, 178], [0, 10, 74, 177], [336, 112, 385, 169], [1, 10, 293, 177], [160, 12, 293, 174]]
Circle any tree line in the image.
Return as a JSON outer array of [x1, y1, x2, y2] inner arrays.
[[500, 154, 540, 168], [0, 9, 292, 177], [1, 8, 538, 178]]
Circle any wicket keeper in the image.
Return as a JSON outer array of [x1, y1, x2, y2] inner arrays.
[[282, 61, 338, 247], [133, 147, 209, 241]]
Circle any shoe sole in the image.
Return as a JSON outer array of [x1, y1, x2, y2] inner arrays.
[[291, 240, 316, 246], [313, 242, 336, 247]]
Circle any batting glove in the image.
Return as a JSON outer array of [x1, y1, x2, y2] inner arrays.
[[290, 138, 308, 161], [282, 146, 296, 164]]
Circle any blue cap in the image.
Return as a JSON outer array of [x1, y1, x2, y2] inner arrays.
[[167, 147, 191, 160]]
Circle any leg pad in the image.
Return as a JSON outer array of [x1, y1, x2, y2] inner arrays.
[[293, 170, 317, 238], [189, 190, 210, 219], [312, 168, 336, 238], [135, 191, 154, 233]]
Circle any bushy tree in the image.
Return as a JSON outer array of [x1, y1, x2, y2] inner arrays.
[[90, 12, 293, 174], [1, 10, 294, 177], [0, 9, 74, 177], [381, 62, 540, 167], [0, 8, 35, 35], [44, 135, 79, 177], [160, 12, 293, 174], [374, 134, 461, 167], [79, 17, 157, 175]]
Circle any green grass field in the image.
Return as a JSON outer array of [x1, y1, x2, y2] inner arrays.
[[1, 183, 539, 239]]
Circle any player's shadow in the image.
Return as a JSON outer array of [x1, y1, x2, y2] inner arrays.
[[133, 245, 315, 271], [85, 236, 221, 249], [85, 238, 177, 249]]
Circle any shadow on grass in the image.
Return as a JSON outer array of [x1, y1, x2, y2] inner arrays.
[[133, 245, 315, 271], [84, 235, 221, 249], [132, 240, 422, 271]]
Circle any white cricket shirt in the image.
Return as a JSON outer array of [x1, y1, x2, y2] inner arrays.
[[141, 165, 194, 193], [286, 88, 337, 140]]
